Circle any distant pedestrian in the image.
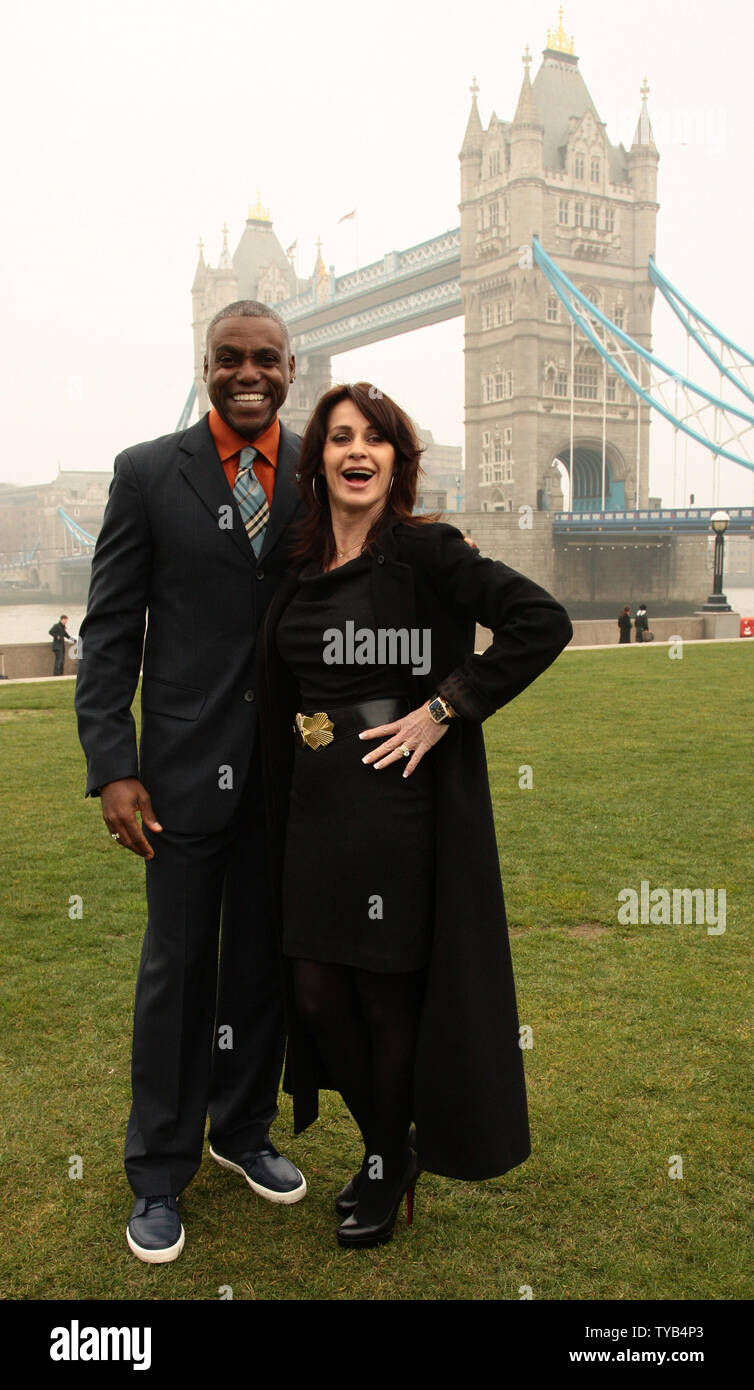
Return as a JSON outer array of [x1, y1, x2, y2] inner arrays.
[[635, 604, 649, 643], [48, 615, 74, 675], [618, 605, 631, 644]]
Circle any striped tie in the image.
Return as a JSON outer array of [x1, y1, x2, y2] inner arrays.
[[234, 446, 270, 556]]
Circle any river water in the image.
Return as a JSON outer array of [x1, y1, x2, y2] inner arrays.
[[0, 603, 89, 644], [1, 589, 754, 645]]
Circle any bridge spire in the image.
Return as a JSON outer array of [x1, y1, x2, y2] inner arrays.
[[191, 236, 206, 291], [632, 76, 657, 149], [546, 6, 575, 55], [248, 190, 271, 222], [512, 47, 543, 128], [460, 75, 483, 157], [218, 222, 233, 269]]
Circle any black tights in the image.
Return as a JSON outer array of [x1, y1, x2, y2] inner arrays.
[[292, 959, 424, 1178]]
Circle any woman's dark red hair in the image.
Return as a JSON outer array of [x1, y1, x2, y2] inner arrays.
[[290, 383, 436, 568]]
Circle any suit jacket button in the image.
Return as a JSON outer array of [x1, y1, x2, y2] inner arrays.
[[376, 553, 385, 564], [244, 689, 255, 702], [256, 567, 265, 580]]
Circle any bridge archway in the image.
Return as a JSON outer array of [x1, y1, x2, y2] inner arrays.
[[554, 438, 627, 512], [488, 487, 509, 511]]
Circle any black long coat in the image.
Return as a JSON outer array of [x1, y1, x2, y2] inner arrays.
[[258, 520, 573, 1181]]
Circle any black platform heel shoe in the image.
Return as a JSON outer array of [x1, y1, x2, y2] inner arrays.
[[335, 1126, 418, 1217], [336, 1147, 420, 1249], [335, 1163, 366, 1218]]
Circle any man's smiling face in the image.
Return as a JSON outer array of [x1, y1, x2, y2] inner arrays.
[[203, 315, 295, 440]]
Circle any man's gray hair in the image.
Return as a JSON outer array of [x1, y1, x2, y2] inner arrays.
[[205, 300, 291, 354]]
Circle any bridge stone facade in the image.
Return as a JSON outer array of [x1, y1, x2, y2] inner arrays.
[[459, 17, 658, 515]]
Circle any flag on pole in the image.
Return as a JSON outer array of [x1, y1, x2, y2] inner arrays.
[[286, 240, 298, 254], [338, 210, 357, 223]]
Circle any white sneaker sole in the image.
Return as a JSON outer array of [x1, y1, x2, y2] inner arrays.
[[209, 1146, 307, 1205], [126, 1222, 185, 1264]]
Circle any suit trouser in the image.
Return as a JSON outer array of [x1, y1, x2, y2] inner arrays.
[[124, 758, 286, 1196]]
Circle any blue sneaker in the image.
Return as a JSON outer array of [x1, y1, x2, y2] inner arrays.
[[126, 1195, 185, 1263], [209, 1141, 306, 1205]]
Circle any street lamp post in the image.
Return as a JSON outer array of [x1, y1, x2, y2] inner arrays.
[[700, 511, 732, 612]]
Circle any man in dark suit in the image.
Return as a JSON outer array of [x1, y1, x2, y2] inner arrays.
[[49, 614, 73, 675], [75, 301, 307, 1263]]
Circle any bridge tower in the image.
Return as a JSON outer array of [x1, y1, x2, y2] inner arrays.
[[190, 195, 331, 435], [460, 10, 659, 514]]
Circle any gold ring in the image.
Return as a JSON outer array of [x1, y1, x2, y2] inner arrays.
[[399, 744, 411, 758], [111, 832, 120, 841]]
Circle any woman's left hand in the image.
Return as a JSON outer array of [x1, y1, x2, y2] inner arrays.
[[359, 704, 450, 778]]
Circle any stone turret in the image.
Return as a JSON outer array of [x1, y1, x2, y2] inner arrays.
[[233, 193, 298, 305], [509, 47, 544, 186], [628, 79, 660, 269], [460, 78, 484, 188], [459, 78, 484, 277]]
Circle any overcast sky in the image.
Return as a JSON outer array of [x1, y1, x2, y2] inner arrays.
[[2, 0, 752, 507]]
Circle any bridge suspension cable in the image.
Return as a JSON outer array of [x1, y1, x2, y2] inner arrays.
[[176, 382, 196, 431], [57, 507, 97, 550], [648, 257, 754, 407], [532, 237, 754, 476]]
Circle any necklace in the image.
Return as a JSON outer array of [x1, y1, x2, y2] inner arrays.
[[335, 540, 366, 560]]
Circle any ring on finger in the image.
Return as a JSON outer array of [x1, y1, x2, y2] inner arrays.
[[398, 743, 411, 758], [111, 832, 120, 841]]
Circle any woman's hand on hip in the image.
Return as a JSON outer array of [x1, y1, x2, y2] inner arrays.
[[359, 704, 449, 778]]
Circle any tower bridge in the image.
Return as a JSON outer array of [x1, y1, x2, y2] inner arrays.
[[191, 11, 664, 516], [183, 9, 754, 613]]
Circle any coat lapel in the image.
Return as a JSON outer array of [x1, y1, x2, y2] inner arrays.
[[178, 417, 303, 570], [178, 415, 256, 568], [259, 423, 303, 562], [370, 528, 417, 635]]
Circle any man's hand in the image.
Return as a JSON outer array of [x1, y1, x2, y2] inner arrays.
[[101, 778, 162, 859]]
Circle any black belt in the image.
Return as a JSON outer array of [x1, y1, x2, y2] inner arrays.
[[294, 698, 407, 749]]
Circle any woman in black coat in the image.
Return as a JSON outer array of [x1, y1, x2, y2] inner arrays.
[[258, 383, 573, 1249], [618, 605, 632, 643]]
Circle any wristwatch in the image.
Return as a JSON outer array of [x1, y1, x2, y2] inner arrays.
[[427, 694, 457, 724]]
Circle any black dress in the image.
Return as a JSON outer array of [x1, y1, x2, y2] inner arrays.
[[276, 555, 434, 972]]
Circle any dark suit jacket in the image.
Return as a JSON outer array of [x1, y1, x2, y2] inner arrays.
[[75, 414, 304, 834], [258, 520, 574, 1179]]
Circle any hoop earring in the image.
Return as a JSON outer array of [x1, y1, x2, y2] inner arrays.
[[389, 474, 395, 493], [312, 475, 321, 502]]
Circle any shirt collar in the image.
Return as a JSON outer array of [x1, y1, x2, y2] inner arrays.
[[208, 408, 280, 467]]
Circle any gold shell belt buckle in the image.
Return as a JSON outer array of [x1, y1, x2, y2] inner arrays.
[[295, 711, 335, 750]]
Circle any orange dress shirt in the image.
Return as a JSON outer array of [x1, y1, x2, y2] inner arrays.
[[207, 408, 280, 508]]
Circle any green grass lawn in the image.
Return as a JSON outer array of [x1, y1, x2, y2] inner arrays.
[[1, 644, 751, 1301]]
